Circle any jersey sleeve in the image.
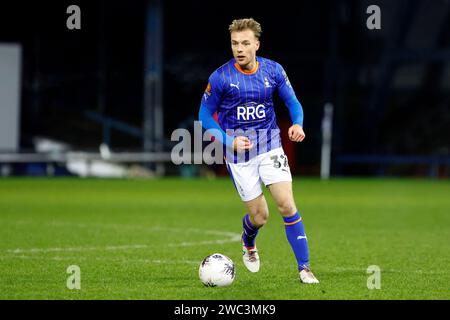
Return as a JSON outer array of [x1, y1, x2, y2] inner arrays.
[[201, 71, 224, 113], [274, 62, 297, 102], [274, 63, 304, 127], [198, 70, 234, 147]]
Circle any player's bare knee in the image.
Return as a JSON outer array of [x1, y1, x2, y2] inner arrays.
[[278, 201, 297, 217], [249, 207, 268, 227], [255, 209, 269, 226]]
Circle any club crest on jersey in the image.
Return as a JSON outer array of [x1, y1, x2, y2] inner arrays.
[[237, 102, 266, 121], [203, 82, 212, 100], [264, 77, 272, 88]]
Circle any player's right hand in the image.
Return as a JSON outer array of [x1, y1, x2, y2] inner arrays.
[[233, 136, 254, 152]]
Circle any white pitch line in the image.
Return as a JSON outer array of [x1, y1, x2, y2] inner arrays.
[[170, 236, 241, 247], [6, 244, 150, 254], [7, 220, 239, 239], [0, 254, 199, 264], [4, 224, 241, 254]]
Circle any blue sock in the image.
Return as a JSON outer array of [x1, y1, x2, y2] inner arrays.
[[283, 212, 310, 271], [242, 214, 259, 249]]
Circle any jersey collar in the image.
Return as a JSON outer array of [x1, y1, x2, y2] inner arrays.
[[234, 60, 259, 75]]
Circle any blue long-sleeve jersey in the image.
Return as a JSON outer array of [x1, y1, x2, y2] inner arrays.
[[199, 56, 304, 162]]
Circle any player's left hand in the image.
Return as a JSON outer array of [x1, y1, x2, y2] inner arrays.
[[288, 124, 305, 142]]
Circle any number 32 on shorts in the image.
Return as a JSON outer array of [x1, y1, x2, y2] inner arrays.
[[270, 154, 289, 170]]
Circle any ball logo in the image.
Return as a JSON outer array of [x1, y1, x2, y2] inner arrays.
[[237, 104, 266, 121]]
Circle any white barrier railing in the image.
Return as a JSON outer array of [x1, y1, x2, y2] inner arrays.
[[0, 152, 173, 163]]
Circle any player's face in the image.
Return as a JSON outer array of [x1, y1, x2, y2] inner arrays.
[[231, 29, 260, 70]]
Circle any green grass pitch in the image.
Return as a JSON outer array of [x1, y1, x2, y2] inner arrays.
[[0, 177, 449, 299]]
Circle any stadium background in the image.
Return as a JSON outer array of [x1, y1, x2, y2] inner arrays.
[[0, 0, 449, 300], [0, 0, 448, 177]]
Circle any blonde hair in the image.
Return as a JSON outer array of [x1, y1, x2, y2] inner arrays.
[[228, 18, 262, 39]]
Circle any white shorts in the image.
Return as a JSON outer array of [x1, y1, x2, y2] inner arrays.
[[225, 147, 292, 202]]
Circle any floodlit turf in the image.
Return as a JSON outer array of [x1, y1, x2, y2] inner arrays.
[[0, 177, 449, 300]]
